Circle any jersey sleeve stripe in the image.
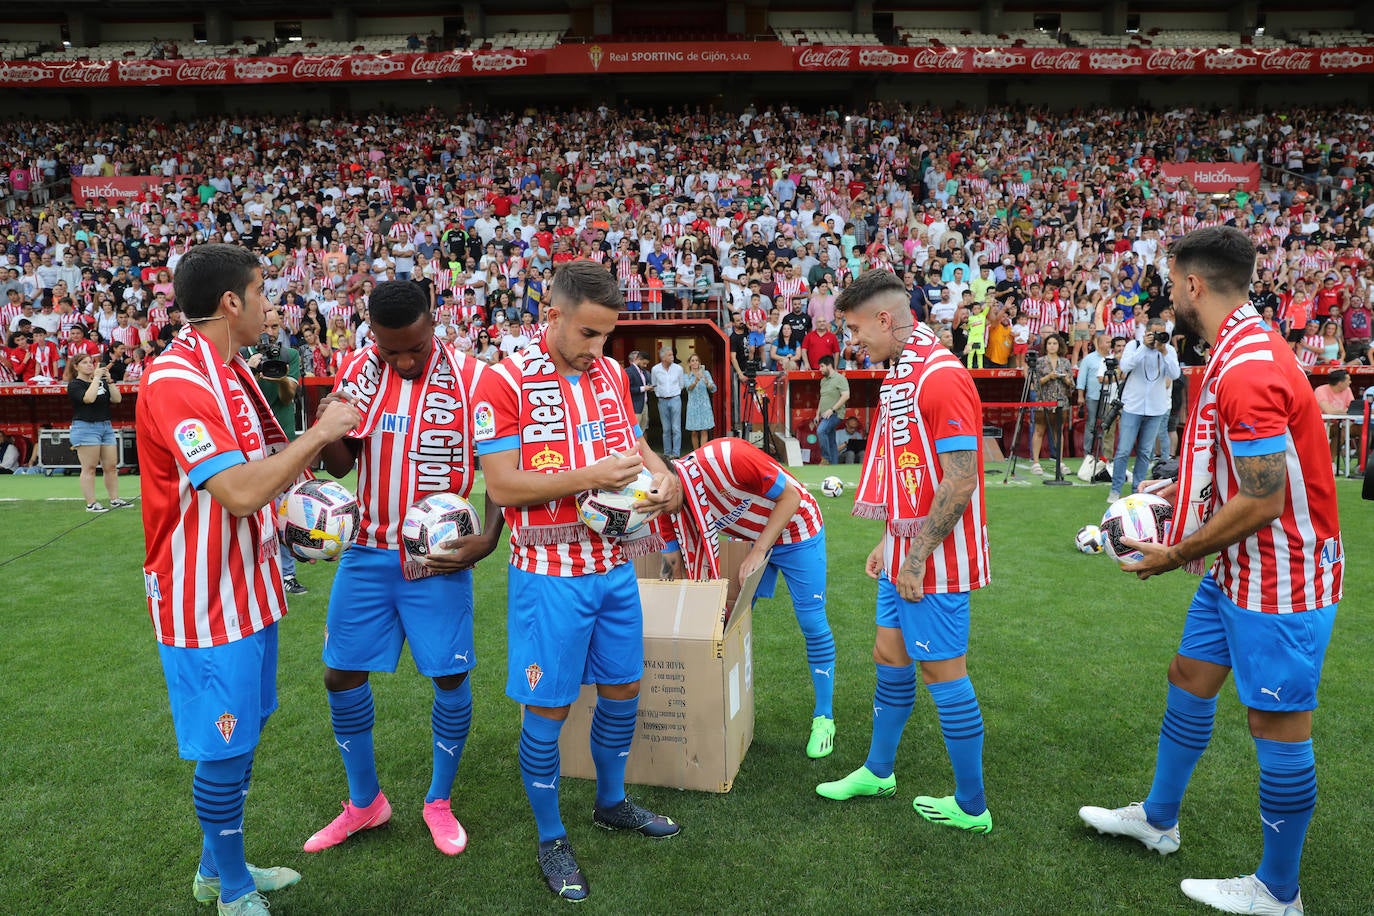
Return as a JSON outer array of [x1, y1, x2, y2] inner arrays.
[[1229, 434, 1287, 456], [935, 435, 978, 453], [764, 473, 786, 501], [476, 434, 520, 456], [187, 450, 246, 489]]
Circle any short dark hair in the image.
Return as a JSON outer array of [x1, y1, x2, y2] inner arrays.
[[1167, 226, 1255, 297], [1329, 368, 1350, 385], [173, 243, 260, 321], [834, 269, 905, 315], [550, 260, 622, 311], [817, 354, 835, 369], [368, 280, 431, 330]]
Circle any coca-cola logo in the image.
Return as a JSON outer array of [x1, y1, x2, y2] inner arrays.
[[0, 64, 51, 84], [1319, 50, 1374, 70], [117, 61, 172, 82], [796, 48, 853, 69], [349, 57, 405, 77], [857, 49, 909, 68], [1203, 52, 1251, 71], [972, 50, 1026, 69], [290, 57, 346, 80], [233, 60, 286, 80], [57, 63, 113, 84], [910, 48, 964, 70], [1259, 51, 1313, 71], [471, 53, 528, 72], [1144, 50, 1198, 72], [1088, 52, 1137, 71], [409, 55, 467, 77], [174, 60, 228, 82], [1030, 51, 1081, 72]]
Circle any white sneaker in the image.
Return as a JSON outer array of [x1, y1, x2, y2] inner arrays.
[[86, 502, 109, 513], [1180, 875, 1303, 914], [1078, 802, 1180, 855], [1027, 461, 1045, 476], [1107, 490, 1122, 503]]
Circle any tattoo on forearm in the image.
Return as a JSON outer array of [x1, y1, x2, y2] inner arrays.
[[1234, 451, 1287, 499], [904, 451, 977, 569]]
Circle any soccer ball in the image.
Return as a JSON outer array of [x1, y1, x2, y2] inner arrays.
[[277, 479, 360, 562], [577, 468, 656, 538], [401, 493, 480, 560], [1074, 524, 1104, 555], [1100, 493, 1174, 564], [821, 475, 844, 498]]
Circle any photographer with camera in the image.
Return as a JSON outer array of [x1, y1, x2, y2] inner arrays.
[[240, 306, 306, 594], [1109, 318, 1179, 502]]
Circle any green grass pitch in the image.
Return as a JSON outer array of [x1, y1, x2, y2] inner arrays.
[[1, 468, 1371, 914]]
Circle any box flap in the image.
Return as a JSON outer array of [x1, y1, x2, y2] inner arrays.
[[640, 580, 728, 641]]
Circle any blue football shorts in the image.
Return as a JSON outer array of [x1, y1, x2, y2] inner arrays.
[[755, 530, 828, 619], [1178, 575, 1336, 712], [323, 544, 475, 678], [158, 622, 279, 762], [505, 562, 643, 707], [875, 574, 971, 662]]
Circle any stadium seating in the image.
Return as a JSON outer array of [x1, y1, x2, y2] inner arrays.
[[777, 29, 882, 47], [898, 28, 1061, 48]]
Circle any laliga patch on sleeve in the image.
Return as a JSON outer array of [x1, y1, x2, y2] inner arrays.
[[473, 401, 497, 441], [174, 418, 216, 461]]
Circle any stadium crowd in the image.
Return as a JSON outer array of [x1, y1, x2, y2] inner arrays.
[[3, 102, 1374, 427]]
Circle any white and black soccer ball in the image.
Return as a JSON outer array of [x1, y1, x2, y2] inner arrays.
[[1074, 524, 1105, 555], [401, 493, 480, 560], [820, 475, 844, 498], [1100, 494, 1173, 564], [577, 468, 656, 538], [277, 479, 360, 562]]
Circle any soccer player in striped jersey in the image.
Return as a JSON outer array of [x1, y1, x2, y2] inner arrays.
[[136, 244, 362, 915], [1082, 227, 1342, 916], [816, 269, 994, 837], [474, 261, 683, 903], [658, 437, 838, 758], [302, 281, 503, 859]]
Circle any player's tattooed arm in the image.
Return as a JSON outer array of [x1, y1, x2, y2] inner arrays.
[[1234, 451, 1287, 500], [902, 449, 978, 573]]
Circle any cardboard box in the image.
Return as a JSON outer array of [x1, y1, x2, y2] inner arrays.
[[559, 540, 762, 793]]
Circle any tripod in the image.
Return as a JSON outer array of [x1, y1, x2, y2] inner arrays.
[[1002, 360, 1039, 484], [737, 373, 779, 459], [1083, 370, 1125, 484]]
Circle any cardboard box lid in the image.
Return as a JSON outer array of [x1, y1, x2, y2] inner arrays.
[[638, 544, 768, 643]]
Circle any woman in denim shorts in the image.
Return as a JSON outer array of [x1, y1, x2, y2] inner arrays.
[[66, 352, 132, 513]]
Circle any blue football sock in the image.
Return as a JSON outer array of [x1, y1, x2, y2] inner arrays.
[[797, 607, 836, 719], [863, 663, 916, 779], [927, 676, 987, 816], [1143, 683, 1216, 829], [589, 695, 639, 809], [193, 754, 253, 903], [427, 677, 472, 804], [327, 683, 379, 808], [519, 710, 567, 843], [1254, 738, 1316, 905], [198, 752, 255, 879]]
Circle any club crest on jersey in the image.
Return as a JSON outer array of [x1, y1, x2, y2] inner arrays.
[[473, 401, 496, 441], [525, 663, 543, 691], [378, 412, 411, 435], [896, 451, 924, 497], [531, 445, 565, 471], [174, 419, 215, 461], [215, 711, 238, 743]]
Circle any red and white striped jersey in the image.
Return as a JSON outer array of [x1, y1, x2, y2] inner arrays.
[[111, 324, 142, 350], [776, 276, 807, 309], [278, 301, 303, 331], [624, 273, 643, 302], [672, 438, 822, 546], [1020, 297, 1043, 338], [1207, 326, 1343, 612], [878, 340, 990, 593], [1297, 333, 1322, 366], [474, 351, 640, 577], [0, 303, 20, 329], [1105, 319, 1133, 340], [333, 345, 483, 550], [136, 347, 285, 648]]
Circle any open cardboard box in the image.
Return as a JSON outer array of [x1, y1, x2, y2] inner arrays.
[[558, 539, 763, 792]]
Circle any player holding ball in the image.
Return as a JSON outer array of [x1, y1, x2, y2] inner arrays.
[[1081, 227, 1342, 915]]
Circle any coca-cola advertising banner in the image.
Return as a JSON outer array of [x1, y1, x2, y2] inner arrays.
[[1, 44, 1373, 87], [71, 175, 199, 205], [1159, 162, 1261, 192]]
